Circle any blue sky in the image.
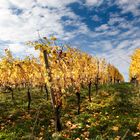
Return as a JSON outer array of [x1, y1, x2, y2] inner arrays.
[[0, 0, 140, 81]]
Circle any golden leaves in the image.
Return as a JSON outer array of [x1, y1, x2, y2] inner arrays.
[[132, 132, 140, 137], [0, 36, 123, 108], [137, 122, 140, 131], [112, 126, 119, 131], [114, 136, 121, 140], [66, 121, 78, 130], [75, 138, 80, 140], [130, 48, 140, 83], [22, 114, 32, 120], [50, 36, 57, 41]]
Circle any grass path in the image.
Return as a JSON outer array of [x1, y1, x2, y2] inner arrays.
[[0, 83, 140, 140]]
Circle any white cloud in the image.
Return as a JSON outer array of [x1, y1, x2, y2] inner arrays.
[[9, 0, 35, 9], [116, 0, 140, 16], [86, 0, 98, 5], [117, 40, 131, 49], [97, 38, 140, 81], [1, 0, 79, 9], [7, 43, 39, 58], [89, 40, 113, 52], [85, 0, 102, 6], [37, 0, 79, 8], [0, 0, 81, 43], [25, 47, 40, 57], [95, 24, 109, 31], [0, 0, 89, 59], [8, 43, 26, 53], [0, 0, 10, 8]]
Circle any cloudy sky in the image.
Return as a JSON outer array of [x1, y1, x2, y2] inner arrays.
[[0, 0, 140, 81]]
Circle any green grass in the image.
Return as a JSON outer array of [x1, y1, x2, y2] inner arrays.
[[0, 83, 140, 140]]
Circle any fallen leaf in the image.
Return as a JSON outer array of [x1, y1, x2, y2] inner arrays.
[[112, 126, 119, 131]]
